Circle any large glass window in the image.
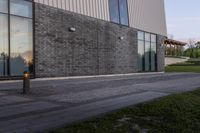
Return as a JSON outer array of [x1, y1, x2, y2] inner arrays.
[[10, 16, 33, 76], [119, 0, 129, 25], [138, 31, 144, 40], [0, 14, 8, 76], [138, 40, 145, 71], [0, 0, 33, 77], [150, 34, 157, 71], [145, 41, 151, 71], [109, 0, 129, 26], [137, 31, 157, 72], [0, 0, 8, 13], [109, 0, 120, 24], [151, 42, 157, 71], [137, 31, 144, 71], [145, 33, 151, 42], [10, 0, 32, 18]]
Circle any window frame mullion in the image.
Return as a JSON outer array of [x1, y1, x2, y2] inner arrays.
[[7, 0, 11, 75]]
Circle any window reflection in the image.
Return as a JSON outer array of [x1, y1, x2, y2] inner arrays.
[[10, 0, 32, 18], [0, 0, 33, 77], [138, 31, 144, 40], [138, 40, 144, 71], [138, 31, 157, 72], [109, 0, 129, 26], [0, 0, 8, 13], [10, 16, 33, 76], [151, 42, 157, 71], [0, 13, 8, 76], [145, 41, 151, 71], [119, 0, 129, 25], [151, 34, 156, 43], [145, 33, 150, 41], [109, 0, 120, 23]]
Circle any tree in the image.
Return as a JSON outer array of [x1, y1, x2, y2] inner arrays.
[[184, 40, 200, 58], [186, 39, 196, 58], [187, 39, 196, 48], [195, 41, 200, 48], [195, 41, 200, 58]]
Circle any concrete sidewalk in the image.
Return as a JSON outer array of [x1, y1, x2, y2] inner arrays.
[[0, 73, 200, 133]]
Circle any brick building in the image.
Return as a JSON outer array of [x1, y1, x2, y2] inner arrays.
[[0, 0, 167, 78]]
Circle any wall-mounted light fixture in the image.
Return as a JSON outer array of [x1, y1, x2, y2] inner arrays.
[[69, 27, 76, 32], [119, 36, 124, 40]]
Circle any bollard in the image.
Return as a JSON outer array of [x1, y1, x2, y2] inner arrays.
[[23, 71, 30, 94]]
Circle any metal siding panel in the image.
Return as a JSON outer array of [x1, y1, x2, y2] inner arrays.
[[34, 0, 110, 21], [96, 0, 100, 19], [65, 0, 69, 10], [53, 0, 57, 8], [101, 0, 105, 20], [61, 0, 65, 10], [57, 0, 62, 9], [86, 0, 90, 16], [85, 0, 89, 16], [38, 0, 43, 4], [69, 0, 73, 11], [127, 0, 167, 36], [73, 0, 77, 13], [76, 0, 81, 14], [99, 0, 103, 19], [89, 0, 94, 17], [79, 0, 83, 14], [103, 0, 107, 20], [83, 0, 87, 15], [93, 0, 97, 18], [99, 0, 103, 20], [49, 0, 53, 6], [105, 0, 110, 21], [97, 0, 101, 19], [43, 0, 48, 5]]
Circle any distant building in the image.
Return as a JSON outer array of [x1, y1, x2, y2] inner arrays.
[[0, 0, 167, 79], [164, 39, 187, 56]]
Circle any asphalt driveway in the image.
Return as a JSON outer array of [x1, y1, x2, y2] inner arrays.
[[0, 72, 200, 133]]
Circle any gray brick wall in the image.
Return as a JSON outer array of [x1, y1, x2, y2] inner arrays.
[[157, 35, 166, 72], [34, 3, 165, 78]]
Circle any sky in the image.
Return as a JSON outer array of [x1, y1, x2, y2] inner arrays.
[[165, 0, 200, 41]]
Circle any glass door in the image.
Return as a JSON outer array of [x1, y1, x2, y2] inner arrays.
[[137, 31, 157, 72]]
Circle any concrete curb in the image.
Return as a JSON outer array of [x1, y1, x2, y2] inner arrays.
[[33, 72, 165, 81], [0, 72, 165, 84]]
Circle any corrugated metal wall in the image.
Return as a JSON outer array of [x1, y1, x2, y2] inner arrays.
[[34, 0, 110, 21], [127, 0, 167, 36], [34, 0, 167, 36]]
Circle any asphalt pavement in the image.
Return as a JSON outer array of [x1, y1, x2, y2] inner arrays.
[[0, 72, 200, 133]]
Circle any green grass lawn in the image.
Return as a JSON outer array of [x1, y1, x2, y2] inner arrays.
[[50, 89, 200, 133], [165, 61, 200, 73]]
